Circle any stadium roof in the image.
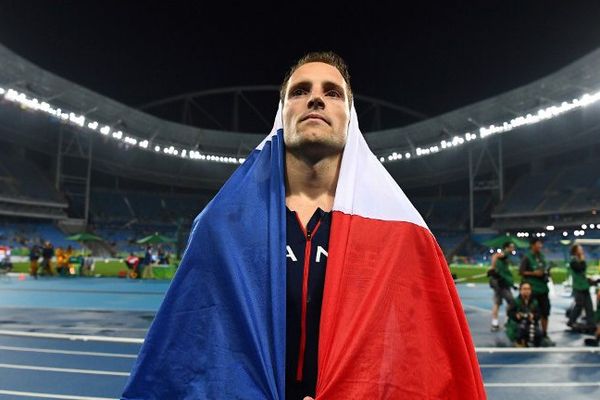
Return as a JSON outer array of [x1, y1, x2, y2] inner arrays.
[[1, 42, 600, 189]]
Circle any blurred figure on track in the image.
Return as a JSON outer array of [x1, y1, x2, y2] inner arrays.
[[40, 241, 55, 276], [506, 282, 543, 347], [487, 241, 516, 331], [520, 238, 554, 346], [28, 242, 41, 278], [567, 244, 596, 332]]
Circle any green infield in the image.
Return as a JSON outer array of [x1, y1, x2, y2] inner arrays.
[[11, 260, 176, 279], [449, 264, 571, 284]]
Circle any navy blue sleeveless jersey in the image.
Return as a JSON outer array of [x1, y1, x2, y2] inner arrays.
[[285, 207, 331, 400]]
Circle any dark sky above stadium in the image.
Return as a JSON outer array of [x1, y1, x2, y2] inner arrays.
[[1, 1, 600, 127]]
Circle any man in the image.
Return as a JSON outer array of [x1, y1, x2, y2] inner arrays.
[[122, 52, 484, 399], [506, 282, 543, 347], [567, 244, 595, 332], [40, 241, 55, 276], [519, 238, 554, 345], [488, 241, 516, 331], [125, 252, 141, 279], [28, 242, 41, 278], [584, 289, 600, 346]]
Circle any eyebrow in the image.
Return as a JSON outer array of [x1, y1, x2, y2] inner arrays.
[[287, 80, 346, 98]]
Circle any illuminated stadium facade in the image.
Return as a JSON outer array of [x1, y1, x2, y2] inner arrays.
[[1, 42, 600, 258]]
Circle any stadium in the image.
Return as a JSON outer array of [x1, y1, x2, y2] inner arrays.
[[1, 4, 600, 399]]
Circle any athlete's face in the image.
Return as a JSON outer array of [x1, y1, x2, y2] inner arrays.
[[282, 62, 350, 159]]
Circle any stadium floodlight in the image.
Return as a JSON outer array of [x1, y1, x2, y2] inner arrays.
[[378, 89, 600, 164], [0, 86, 244, 165], [562, 231, 568, 237], [590, 224, 596, 229], [545, 225, 555, 231], [582, 224, 587, 230]]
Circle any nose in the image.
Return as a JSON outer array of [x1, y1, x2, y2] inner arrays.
[[307, 92, 325, 110]]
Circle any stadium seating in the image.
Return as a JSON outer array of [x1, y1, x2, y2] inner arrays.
[[0, 221, 70, 250], [497, 162, 600, 215], [0, 155, 64, 204]]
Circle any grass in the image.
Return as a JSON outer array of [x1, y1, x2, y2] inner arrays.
[[450, 264, 574, 284], [9, 261, 594, 284], [11, 260, 174, 278]]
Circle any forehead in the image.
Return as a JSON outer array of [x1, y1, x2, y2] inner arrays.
[[287, 62, 347, 90]]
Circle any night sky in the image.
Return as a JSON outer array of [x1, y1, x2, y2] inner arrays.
[[1, 1, 600, 128]]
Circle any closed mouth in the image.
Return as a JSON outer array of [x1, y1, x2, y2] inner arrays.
[[300, 113, 330, 125]]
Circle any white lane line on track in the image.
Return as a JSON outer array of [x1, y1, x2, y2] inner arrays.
[[0, 363, 129, 376], [462, 304, 491, 313], [0, 345, 137, 358], [481, 363, 600, 368], [485, 382, 600, 387], [0, 329, 144, 343], [0, 389, 115, 399], [476, 346, 600, 353], [0, 324, 148, 332]]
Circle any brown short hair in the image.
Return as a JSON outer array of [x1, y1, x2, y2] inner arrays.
[[570, 244, 581, 256], [280, 51, 353, 105]]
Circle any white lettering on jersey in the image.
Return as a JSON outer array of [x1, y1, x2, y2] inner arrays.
[[286, 245, 298, 262], [316, 246, 328, 263]]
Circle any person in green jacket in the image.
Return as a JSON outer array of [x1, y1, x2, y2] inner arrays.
[[487, 241, 516, 331], [584, 289, 600, 347], [519, 238, 553, 344], [506, 282, 543, 347], [567, 244, 595, 331]]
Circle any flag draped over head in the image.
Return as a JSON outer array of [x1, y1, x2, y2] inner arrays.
[[122, 103, 486, 399]]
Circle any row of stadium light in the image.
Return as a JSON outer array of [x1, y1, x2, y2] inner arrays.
[[514, 224, 600, 239], [0, 87, 245, 165], [2, 85, 600, 165], [378, 90, 600, 163]]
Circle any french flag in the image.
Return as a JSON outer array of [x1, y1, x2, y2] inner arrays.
[[122, 104, 485, 399]]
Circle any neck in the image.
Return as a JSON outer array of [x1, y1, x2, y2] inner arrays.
[[285, 150, 341, 224]]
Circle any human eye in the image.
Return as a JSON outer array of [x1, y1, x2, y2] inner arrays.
[[325, 89, 342, 98], [290, 87, 308, 97]]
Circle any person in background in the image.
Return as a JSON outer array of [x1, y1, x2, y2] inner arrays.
[[157, 245, 166, 264], [584, 289, 600, 346], [143, 245, 153, 266], [487, 241, 516, 331], [29, 242, 41, 278], [520, 238, 554, 346], [567, 244, 596, 332], [40, 241, 55, 276], [55, 247, 68, 276], [63, 245, 75, 275], [125, 252, 141, 279], [82, 253, 95, 276], [506, 282, 543, 347]]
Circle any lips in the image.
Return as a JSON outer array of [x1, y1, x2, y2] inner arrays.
[[300, 113, 330, 125]]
